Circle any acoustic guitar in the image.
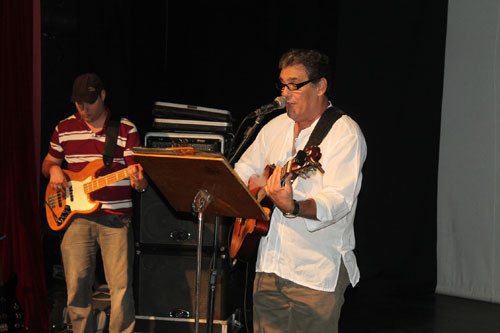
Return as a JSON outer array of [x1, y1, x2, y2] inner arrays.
[[44, 159, 130, 231], [230, 146, 323, 262]]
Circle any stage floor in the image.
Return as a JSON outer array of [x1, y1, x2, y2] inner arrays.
[[339, 293, 500, 332]]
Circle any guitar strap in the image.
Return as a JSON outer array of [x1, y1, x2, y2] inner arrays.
[[103, 113, 121, 167], [304, 106, 345, 149]]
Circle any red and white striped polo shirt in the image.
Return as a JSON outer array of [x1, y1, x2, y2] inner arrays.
[[48, 110, 141, 216]]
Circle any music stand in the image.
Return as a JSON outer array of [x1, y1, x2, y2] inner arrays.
[[133, 147, 269, 333]]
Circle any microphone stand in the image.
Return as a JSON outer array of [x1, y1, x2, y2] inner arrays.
[[209, 109, 263, 328], [207, 215, 220, 333], [207, 109, 263, 329], [228, 113, 264, 165]]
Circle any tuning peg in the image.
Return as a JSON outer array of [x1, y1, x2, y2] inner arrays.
[[311, 160, 324, 174]]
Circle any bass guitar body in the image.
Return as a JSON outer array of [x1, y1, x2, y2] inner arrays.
[[45, 160, 104, 231]]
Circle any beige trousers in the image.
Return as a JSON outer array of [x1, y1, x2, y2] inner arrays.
[[253, 260, 350, 333]]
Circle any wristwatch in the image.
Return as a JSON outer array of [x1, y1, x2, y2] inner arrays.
[[283, 200, 300, 218]]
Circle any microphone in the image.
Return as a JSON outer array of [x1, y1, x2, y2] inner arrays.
[[253, 96, 287, 117]]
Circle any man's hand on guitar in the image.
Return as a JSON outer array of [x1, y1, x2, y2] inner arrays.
[[42, 154, 68, 190], [265, 165, 295, 215], [248, 173, 267, 194], [127, 163, 148, 192], [49, 164, 69, 191]]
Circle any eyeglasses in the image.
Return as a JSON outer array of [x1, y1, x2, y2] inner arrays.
[[275, 78, 316, 92]]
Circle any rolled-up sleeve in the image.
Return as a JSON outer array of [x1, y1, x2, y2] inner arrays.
[[305, 119, 367, 232]]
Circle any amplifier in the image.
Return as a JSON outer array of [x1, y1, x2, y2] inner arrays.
[[153, 101, 232, 122], [152, 118, 232, 134], [136, 131, 235, 326], [151, 101, 233, 134], [144, 132, 225, 154]]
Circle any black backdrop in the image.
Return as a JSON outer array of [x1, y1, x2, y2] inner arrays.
[[41, 0, 447, 328]]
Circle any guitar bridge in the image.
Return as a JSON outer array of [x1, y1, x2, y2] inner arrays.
[[57, 206, 72, 225]]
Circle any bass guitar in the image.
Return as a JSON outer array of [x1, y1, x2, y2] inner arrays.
[[230, 146, 323, 262], [44, 159, 130, 231]]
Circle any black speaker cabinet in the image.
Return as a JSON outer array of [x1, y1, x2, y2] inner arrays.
[[134, 251, 233, 321], [134, 183, 228, 250], [134, 132, 237, 328]]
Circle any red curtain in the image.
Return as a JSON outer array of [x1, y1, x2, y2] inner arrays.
[[0, 0, 49, 332]]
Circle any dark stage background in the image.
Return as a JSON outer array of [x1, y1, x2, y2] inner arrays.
[[40, 0, 447, 330]]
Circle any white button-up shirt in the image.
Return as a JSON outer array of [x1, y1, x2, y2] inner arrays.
[[234, 110, 367, 292]]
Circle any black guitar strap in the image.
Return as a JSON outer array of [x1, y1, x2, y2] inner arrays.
[[304, 106, 345, 149], [103, 113, 121, 167]]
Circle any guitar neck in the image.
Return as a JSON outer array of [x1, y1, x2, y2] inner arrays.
[[84, 168, 129, 194], [281, 160, 293, 179], [278, 159, 295, 186], [257, 148, 319, 199]]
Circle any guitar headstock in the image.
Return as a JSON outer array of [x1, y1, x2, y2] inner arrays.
[[287, 146, 324, 181]]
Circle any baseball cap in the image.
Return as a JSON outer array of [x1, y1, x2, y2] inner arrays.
[[71, 73, 104, 104]]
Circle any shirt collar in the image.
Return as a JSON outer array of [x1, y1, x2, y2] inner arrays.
[[74, 107, 111, 136]]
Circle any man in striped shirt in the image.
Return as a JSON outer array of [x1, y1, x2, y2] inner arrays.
[[42, 73, 147, 333]]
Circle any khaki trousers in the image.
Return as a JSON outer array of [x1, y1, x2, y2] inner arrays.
[[253, 260, 350, 333], [61, 214, 135, 333]]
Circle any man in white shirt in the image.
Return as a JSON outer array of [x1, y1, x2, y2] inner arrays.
[[234, 49, 367, 333]]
